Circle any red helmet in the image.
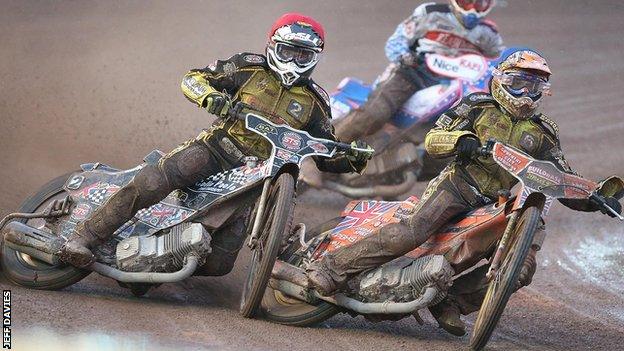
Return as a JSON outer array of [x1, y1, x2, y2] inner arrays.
[[266, 13, 325, 87]]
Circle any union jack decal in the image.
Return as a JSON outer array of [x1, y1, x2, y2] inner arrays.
[[331, 201, 399, 234]]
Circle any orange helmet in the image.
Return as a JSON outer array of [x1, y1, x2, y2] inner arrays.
[[491, 48, 552, 119]]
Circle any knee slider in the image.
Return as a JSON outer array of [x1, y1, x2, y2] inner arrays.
[[134, 164, 169, 194], [161, 144, 212, 188]]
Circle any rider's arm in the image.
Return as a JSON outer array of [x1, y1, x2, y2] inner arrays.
[[304, 87, 367, 174], [537, 119, 601, 212], [475, 20, 504, 58], [181, 53, 262, 108], [384, 3, 430, 62], [424, 95, 488, 158]]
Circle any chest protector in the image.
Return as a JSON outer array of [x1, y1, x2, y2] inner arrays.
[[466, 106, 556, 198], [223, 70, 317, 159]]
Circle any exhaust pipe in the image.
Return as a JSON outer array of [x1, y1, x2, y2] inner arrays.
[[271, 260, 441, 315], [89, 254, 199, 283], [2, 221, 62, 265]]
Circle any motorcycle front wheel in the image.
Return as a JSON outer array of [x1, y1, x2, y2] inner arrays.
[[239, 173, 295, 318], [469, 206, 540, 351], [260, 217, 341, 326], [1, 173, 90, 289]]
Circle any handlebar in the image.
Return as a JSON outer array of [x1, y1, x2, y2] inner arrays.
[[228, 102, 374, 155]]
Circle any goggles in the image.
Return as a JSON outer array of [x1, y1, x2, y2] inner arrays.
[[274, 42, 318, 67], [494, 69, 551, 98], [455, 0, 494, 13]]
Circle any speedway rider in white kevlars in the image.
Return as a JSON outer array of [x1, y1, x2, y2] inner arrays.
[[333, 0, 504, 142]]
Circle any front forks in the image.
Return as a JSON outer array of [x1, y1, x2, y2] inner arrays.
[[486, 210, 519, 281], [247, 178, 272, 249]]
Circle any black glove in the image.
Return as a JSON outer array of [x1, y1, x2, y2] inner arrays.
[[601, 196, 622, 217], [456, 136, 481, 160], [204, 92, 231, 117], [347, 140, 374, 164]]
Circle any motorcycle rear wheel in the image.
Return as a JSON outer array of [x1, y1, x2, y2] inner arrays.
[[469, 206, 540, 351], [1, 172, 90, 289], [239, 173, 296, 318], [260, 217, 341, 326]]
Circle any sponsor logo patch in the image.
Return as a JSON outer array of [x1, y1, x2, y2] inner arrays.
[[223, 62, 237, 76], [183, 76, 207, 96], [280, 132, 303, 150], [243, 54, 265, 64], [287, 99, 305, 119], [435, 115, 453, 128], [307, 140, 329, 154], [72, 203, 92, 221], [519, 132, 538, 152]]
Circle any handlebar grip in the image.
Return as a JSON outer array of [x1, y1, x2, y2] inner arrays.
[[589, 193, 624, 220], [333, 142, 354, 151], [227, 101, 250, 121]]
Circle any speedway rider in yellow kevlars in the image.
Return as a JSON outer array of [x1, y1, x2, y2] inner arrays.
[[52, 13, 372, 272], [307, 47, 623, 336]]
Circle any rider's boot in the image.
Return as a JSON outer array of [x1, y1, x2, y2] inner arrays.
[[307, 222, 420, 295], [429, 299, 466, 336], [58, 224, 102, 268], [58, 174, 155, 268]]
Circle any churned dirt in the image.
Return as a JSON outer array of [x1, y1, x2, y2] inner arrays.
[[1, 1, 624, 350]]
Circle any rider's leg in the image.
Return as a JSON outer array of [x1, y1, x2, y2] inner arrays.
[[59, 138, 225, 267], [333, 64, 423, 142], [195, 213, 248, 276], [307, 167, 479, 295]]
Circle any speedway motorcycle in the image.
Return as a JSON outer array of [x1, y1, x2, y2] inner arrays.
[[312, 53, 496, 199], [264, 140, 623, 350], [0, 105, 366, 317]]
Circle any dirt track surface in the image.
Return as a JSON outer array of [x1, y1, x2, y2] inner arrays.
[[1, 1, 624, 350]]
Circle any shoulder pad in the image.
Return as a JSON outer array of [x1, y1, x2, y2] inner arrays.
[[308, 79, 331, 109], [445, 93, 496, 119], [422, 3, 450, 15], [534, 113, 560, 141], [204, 52, 267, 73], [230, 52, 268, 68], [462, 92, 497, 106], [479, 19, 499, 33]]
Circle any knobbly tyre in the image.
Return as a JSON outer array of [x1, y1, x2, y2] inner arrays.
[[304, 53, 496, 199], [263, 139, 623, 350], [0, 104, 371, 318]]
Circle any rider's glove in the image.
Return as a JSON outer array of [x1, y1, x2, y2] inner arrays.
[[399, 53, 417, 66], [347, 140, 374, 164], [204, 92, 231, 117], [600, 196, 622, 217], [456, 136, 481, 160]]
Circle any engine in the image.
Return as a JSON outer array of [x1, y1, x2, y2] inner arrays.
[[115, 223, 211, 272], [355, 255, 454, 305]]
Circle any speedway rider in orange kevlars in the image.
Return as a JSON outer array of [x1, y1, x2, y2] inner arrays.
[[307, 47, 624, 336], [50, 13, 372, 273]]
